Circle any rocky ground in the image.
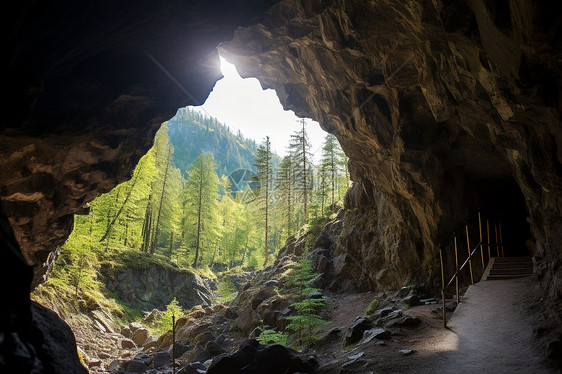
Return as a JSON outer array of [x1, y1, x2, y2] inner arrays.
[[58, 229, 559, 374], [73, 253, 455, 374], [65, 267, 558, 374]]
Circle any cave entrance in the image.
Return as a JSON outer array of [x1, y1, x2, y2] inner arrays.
[[474, 178, 531, 257], [30, 52, 351, 367]]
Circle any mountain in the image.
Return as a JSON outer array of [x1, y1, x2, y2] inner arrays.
[[167, 107, 258, 178]]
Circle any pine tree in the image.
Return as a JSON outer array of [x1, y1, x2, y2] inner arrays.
[[151, 144, 173, 254], [320, 134, 340, 210], [276, 155, 294, 237], [184, 151, 219, 267], [336, 145, 350, 203], [288, 119, 312, 225], [253, 136, 273, 266]]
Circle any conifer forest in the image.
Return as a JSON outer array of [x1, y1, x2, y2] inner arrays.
[[51, 108, 350, 299]]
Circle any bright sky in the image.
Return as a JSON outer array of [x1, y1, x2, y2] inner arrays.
[[191, 56, 327, 161]]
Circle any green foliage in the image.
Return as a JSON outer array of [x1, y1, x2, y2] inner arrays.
[[261, 258, 330, 349], [39, 109, 352, 332], [255, 327, 289, 346], [215, 279, 237, 303], [285, 269, 329, 348], [183, 151, 220, 267], [168, 107, 257, 178], [365, 299, 379, 316], [286, 258, 317, 290], [253, 136, 273, 266], [155, 297, 184, 335], [288, 119, 313, 226]]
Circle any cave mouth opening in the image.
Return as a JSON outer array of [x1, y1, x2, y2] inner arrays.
[[473, 177, 531, 257]]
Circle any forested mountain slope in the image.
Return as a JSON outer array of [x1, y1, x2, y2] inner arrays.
[[168, 107, 257, 178]]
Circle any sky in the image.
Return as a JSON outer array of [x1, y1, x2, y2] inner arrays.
[[190, 56, 327, 161]]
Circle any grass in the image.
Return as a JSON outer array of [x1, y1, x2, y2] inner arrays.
[[365, 299, 379, 316], [214, 278, 237, 303]]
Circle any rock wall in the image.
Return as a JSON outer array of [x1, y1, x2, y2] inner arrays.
[[3, 0, 278, 288], [106, 264, 214, 311], [2, 2, 561, 369], [220, 0, 562, 296]]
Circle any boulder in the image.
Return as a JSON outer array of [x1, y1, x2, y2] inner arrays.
[[206, 340, 317, 374], [120, 338, 137, 349], [120, 326, 132, 339], [360, 328, 391, 344], [319, 328, 342, 345], [142, 309, 163, 325], [178, 361, 207, 374], [179, 345, 211, 365], [224, 307, 239, 320], [108, 360, 122, 372], [132, 327, 151, 346], [133, 353, 152, 365], [402, 295, 421, 307], [168, 343, 190, 358], [125, 359, 150, 373], [385, 316, 421, 328], [129, 322, 143, 333], [344, 317, 373, 346], [175, 320, 212, 345], [314, 235, 332, 250], [142, 337, 158, 350], [151, 350, 171, 369]]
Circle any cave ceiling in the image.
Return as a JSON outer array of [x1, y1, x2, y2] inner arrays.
[[3, 0, 561, 293]]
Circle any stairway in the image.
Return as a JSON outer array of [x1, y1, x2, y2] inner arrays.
[[482, 257, 533, 280]]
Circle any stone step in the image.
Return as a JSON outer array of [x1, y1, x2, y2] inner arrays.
[[483, 256, 533, 281], [489, 267, 533, 272], [487, 274, 531, 280]]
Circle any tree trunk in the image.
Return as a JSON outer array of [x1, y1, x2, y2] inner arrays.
[[99, 172, 138, 242], [168, 231, 174, 259], [240, 237, 250, 267], [302, 119, 308, 222], [151, 147, 172, 254], [193, 163, 204, 267], [264, 137, 270, 267], [141, 195, 153, 253], [123, 209, 130, 247]]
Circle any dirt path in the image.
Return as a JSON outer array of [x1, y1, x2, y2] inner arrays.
[[426, 278, 555, 374], [317, 278, 556, 373]]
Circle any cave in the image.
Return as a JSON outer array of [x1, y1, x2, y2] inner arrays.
[[2, 0, 561, 372]]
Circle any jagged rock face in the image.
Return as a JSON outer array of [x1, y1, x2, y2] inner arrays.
[[106, 264, 214, 311], [3, 0, 278, 287], [220, 0, 562, 295], [2, 1, 561, 296]]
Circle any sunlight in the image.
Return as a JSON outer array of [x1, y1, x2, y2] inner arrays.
[[194, 56, 326, 160]]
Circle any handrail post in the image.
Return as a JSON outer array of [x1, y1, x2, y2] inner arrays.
[[495, 222, 500, 257], [172, 313, 176, 374], [499, 221, 504, 257], [486, 219, 491, 260], [454, 234, 459, 306], [465, 224, 474, 285], [439, 245, 447, 328], [478, 211, 484, 271]]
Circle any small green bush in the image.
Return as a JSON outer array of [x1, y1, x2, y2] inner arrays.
[[215, 279, 237, 303], [255, 327, 289, 346], [154, 297, 184, 335], [365, 299, 379, 316]]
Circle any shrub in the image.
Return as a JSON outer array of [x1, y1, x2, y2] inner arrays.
[[155, 297, 184, 335], [365, 299, 379, 316]]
